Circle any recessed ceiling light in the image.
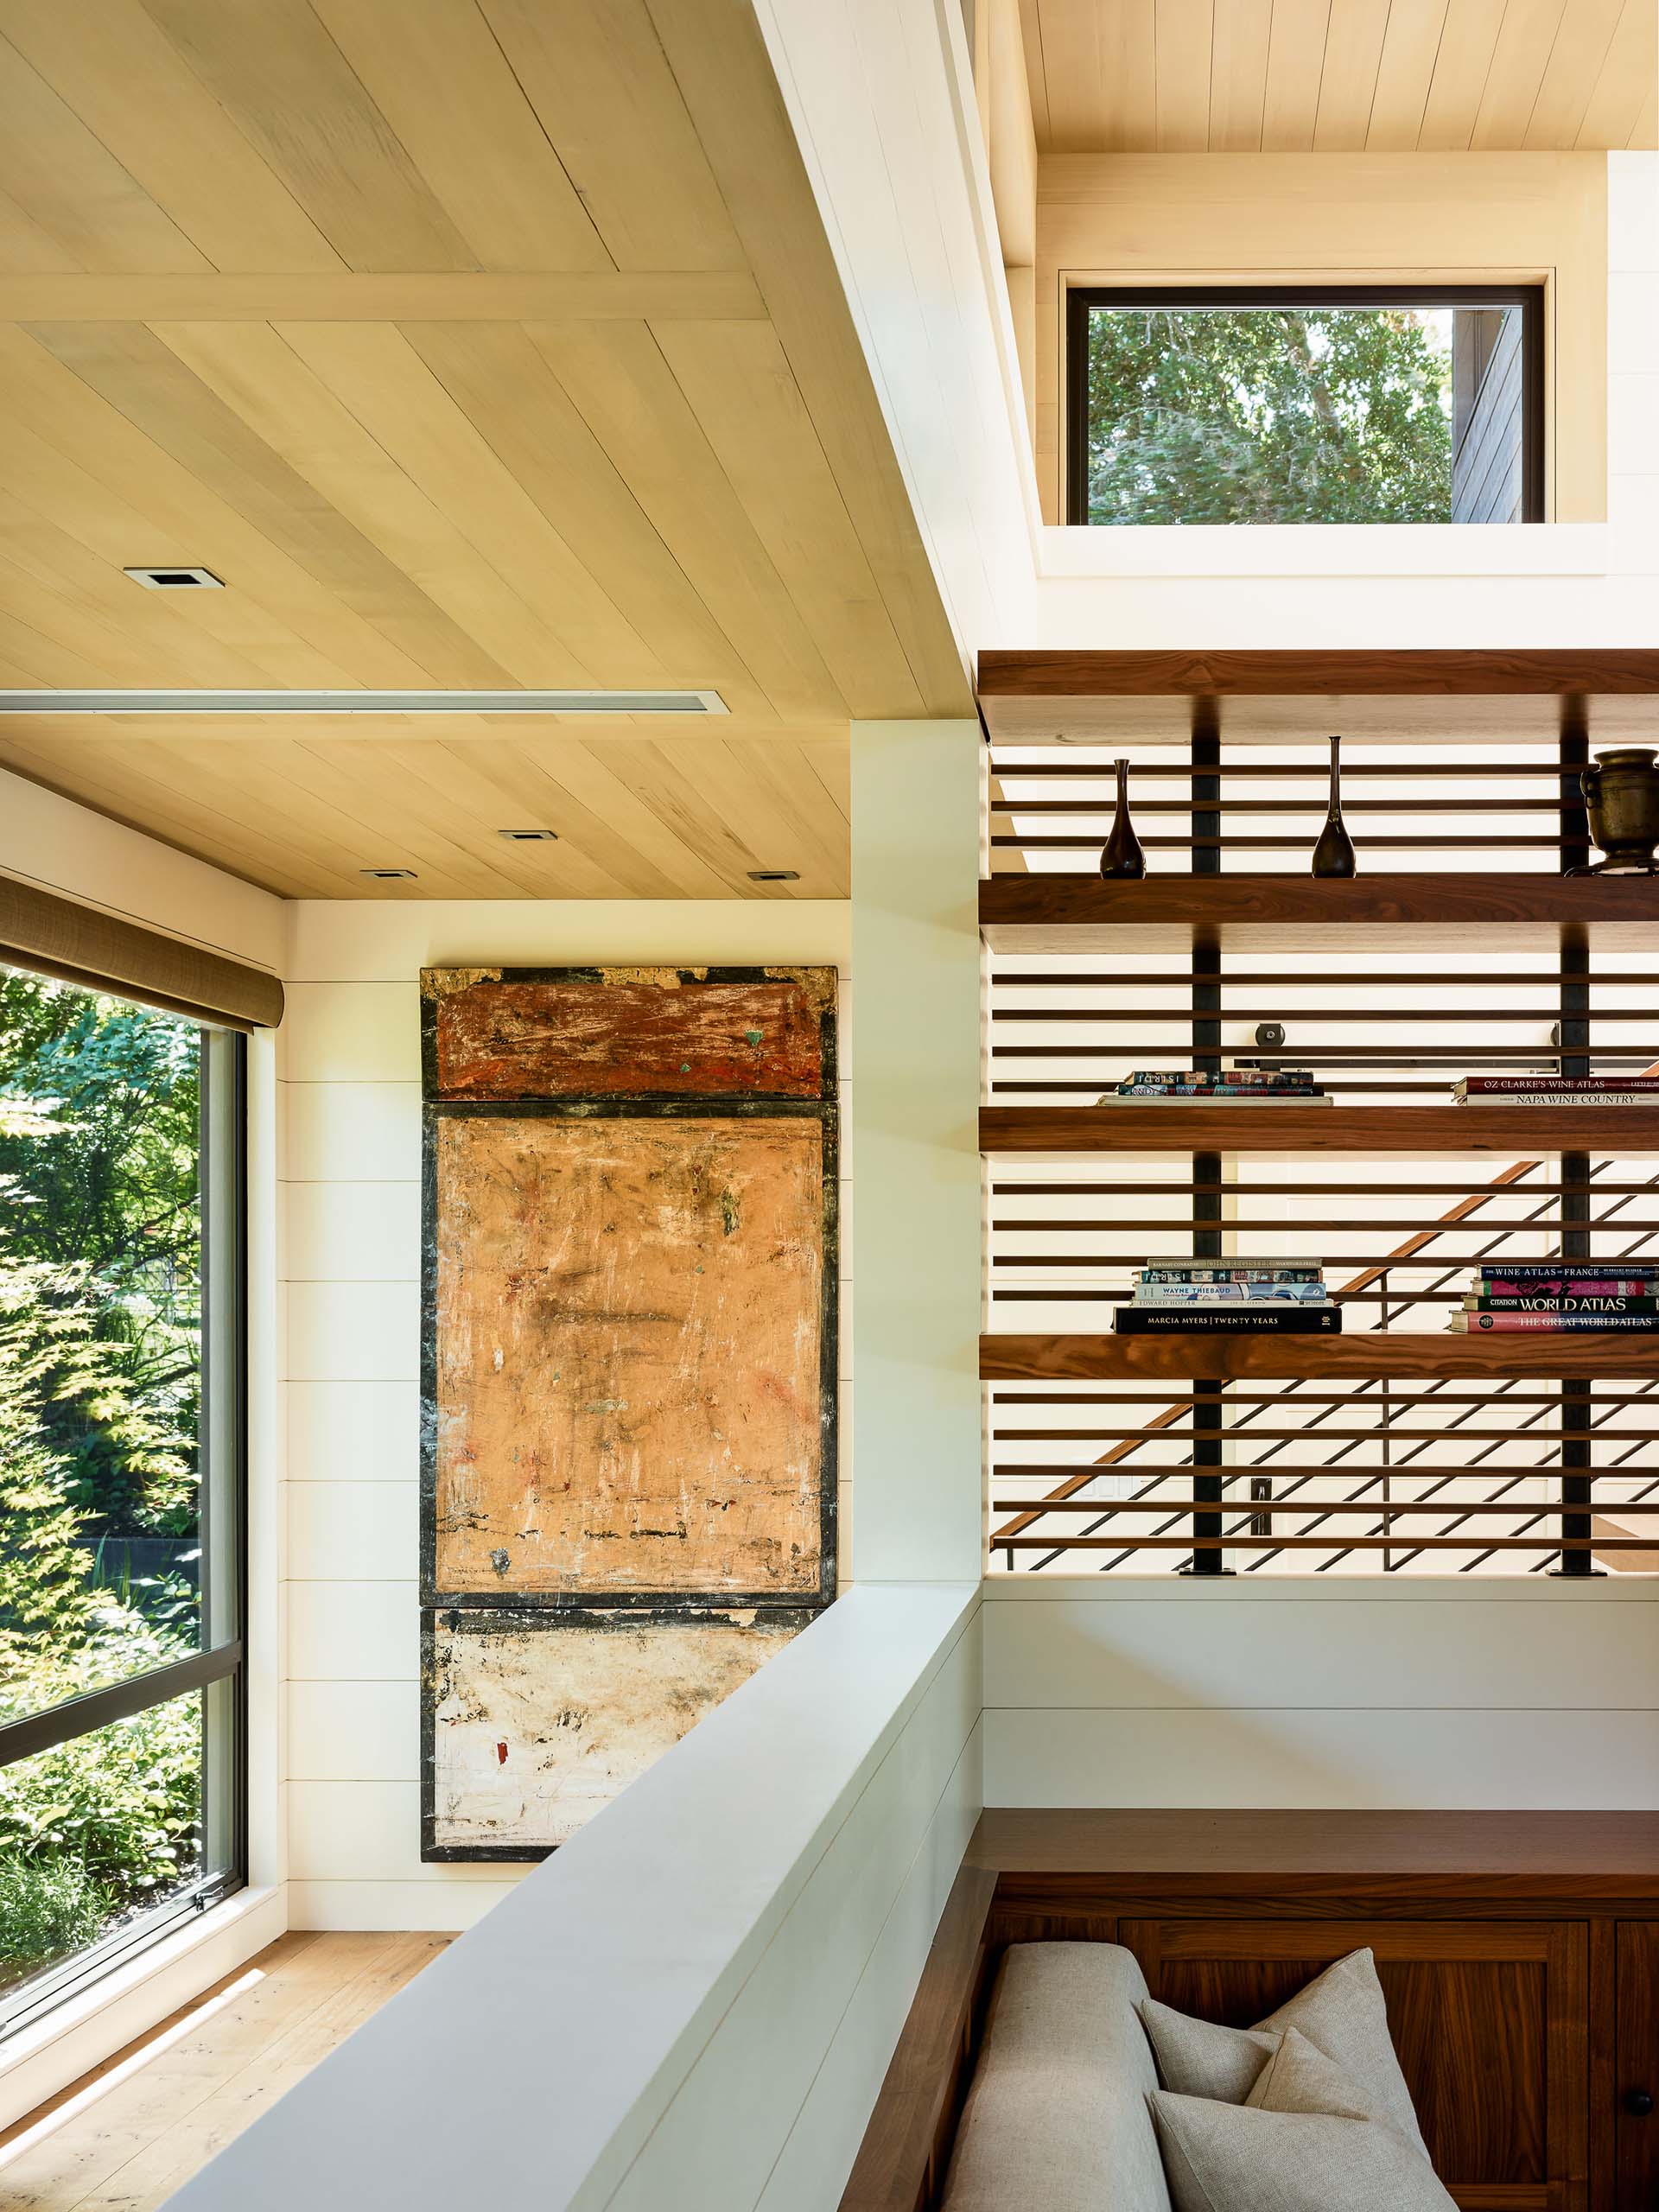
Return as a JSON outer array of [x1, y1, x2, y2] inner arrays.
[[360, 867, 417, 880], [497, 829, 560, 842], [747, 868, 800, 882], [124, 566, 224, 589]]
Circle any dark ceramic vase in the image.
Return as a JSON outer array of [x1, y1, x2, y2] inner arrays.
[[1574, 747, 1659, 874], [1098, 757, 1146, 880]]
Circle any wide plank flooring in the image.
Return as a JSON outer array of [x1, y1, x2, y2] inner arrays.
[[0, 1929, 449, 2209]]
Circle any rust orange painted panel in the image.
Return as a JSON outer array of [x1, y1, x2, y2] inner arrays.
[[432, 1115, 825, 1594], [427, 967, 829, 1099]]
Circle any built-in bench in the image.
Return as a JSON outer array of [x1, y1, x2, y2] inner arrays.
[[839, 1810, 1659, 2212]]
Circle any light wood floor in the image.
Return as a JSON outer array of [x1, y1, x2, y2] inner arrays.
[[0, 1929, 448, 2209]]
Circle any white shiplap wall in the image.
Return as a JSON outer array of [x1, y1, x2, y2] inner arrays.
[[279, 901, 852, 1931]]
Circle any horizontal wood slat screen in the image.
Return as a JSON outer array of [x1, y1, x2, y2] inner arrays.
[[0, 872, 283, 1030]]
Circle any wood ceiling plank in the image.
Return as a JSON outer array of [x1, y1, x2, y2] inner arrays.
[[1471, 0, 1570, 146], [271, 319, 665, 683], [1630, 80, 1657, 148], [0, 734, 353, 896], [524, 317, 846, 725], [1419, 0, 1510, 148], [649, 319, 926, 719], [136, 0, 478, 271], [476, 0, 743, 271], [0, 273, 768, 321], [1020, 0, 1054, 149], [642, 0, 970, 720], [400, 321, 766, 714], [500, 735, 742, 898], [303, 0, 611, 273], [718, 738, 852, 895], [140, 318, 587, 688], [0, 484, 308, 690], [0, 35, 209, 272], [1262, 0, 1335, 149], [321, 737, 644, 897], [1027, 0, 1109, 152], [0, 1, 341, 272], [1154, 0, 1215, 150], [1522, 0, 1626, 147], [0, 603, 123, 686], [1209, 0, 1274, 149], [0, 181, 96, 275], [0, 413, 362, 688], [591, 735, 775, 895], [429, 735, 716, 897], [1365, 0, 1452, 148], [1313, 0, 1393, 146], [1575, 0, 1659, 144], [251, 734, 533, 894], [22, 321, 514, 687], [0, 325, 436, 687], [1096, 0, 1160, 149], [798, 734, 853, 825]]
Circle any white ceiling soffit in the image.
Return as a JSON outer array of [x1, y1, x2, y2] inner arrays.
[[0, 690, 729, 717]]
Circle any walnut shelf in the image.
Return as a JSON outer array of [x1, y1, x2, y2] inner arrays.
[[981, 1104, 1659, 1155], [980, 873, 1659, 953], [981, 1332, 1659, 1381]]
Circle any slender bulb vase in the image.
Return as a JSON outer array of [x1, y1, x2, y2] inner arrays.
[[1311, 734, 1357, 878], [1098, 757, 1146, 880]]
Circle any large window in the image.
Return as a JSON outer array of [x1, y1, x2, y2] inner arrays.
[[1067, 285, 1543, 526], [0, 971, 243, 2034]]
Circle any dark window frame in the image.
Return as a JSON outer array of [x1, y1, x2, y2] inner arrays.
[[0, 1013, 248, 2042], [1065, 282, 1547, 527]]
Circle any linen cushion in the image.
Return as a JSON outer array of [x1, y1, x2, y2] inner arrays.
[[941, 1942, 1173, 2212], [1150, 2094, 1458, 2212], [1138, 1946, 1427, 2152]]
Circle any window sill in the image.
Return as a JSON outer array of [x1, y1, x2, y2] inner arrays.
[[1039, 522, 1610, 580], [0, 1883, 284, 2132]]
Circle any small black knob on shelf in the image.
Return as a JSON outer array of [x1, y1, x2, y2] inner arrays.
[[1625, 2089, 1655, 2117]]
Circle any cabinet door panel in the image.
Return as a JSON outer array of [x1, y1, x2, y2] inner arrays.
[[1122, 1918, 1587, 2212], [1618, 1923, 1659, 2210]]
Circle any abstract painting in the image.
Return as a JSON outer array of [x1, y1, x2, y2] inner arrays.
[[419, 966, 837, 1859]]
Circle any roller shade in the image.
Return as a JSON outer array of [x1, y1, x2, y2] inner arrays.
[[0, 874, 283, 1031]]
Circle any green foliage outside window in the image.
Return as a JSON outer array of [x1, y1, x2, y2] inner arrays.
[[1080, 306, 1454, 525], [0, 975, 206, 1993]]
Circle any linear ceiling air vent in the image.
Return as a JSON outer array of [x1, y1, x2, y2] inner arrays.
[[360, 868, 417, 880], [497, 829, 560, 842], [0, 689, 728, 716], [747, 868, 801, 882]]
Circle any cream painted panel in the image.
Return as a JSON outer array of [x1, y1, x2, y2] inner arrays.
[[284, 1181, 418, 1282], [280, 981, 422, 1080], [982, 1707, 1659, 1808], [287, 1379, 416, 1482], [603, 1616, 982, 2212], [284, 1280, 416, 1381], [287, 1481, 416, 1583], [286, 1581, 414, 1682], [287, 1881, 517, 1934], [1607, 149, 1658, 265], [287, 1680, 416, 1783], [287, 1783, 523, 1881], [983, 1588, 1659, 1710], [283, 1080, 421, 1182]]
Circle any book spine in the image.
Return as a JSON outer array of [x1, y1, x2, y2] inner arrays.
[[1478, 1263, 1659, 1281], [1478, 1280, 1659, 1298], [1455, 1077, 1659, 1093], [1116, 1307, 1342, 1333], [1465, 1295, 1659, 1314], [1453, 1091, 1659, 1107], [1452, 1311, 1659, 1331], [1141, 1274, 1327, 1292], [1135, 1286, 1330, 1303]]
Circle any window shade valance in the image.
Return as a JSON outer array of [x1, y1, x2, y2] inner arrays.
[[0, 874, 283, 1032]]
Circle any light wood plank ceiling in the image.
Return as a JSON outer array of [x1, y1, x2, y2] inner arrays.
[[1020, 0, 1658, 153], [0, 0, 969, 897]]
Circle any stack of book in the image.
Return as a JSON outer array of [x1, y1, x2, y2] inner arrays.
[[1103, 1068, 1330, 1105], [1452, 1262, 1659, 1332], [1453, 1076, 1659, 1107], [1116, 1260, 1342, 1333]]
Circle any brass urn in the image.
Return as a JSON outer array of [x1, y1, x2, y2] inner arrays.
[[1574, 748, 1659, 874]]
